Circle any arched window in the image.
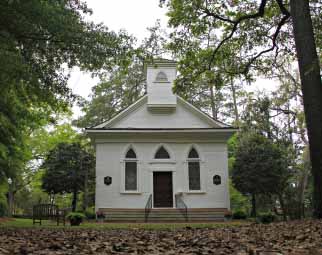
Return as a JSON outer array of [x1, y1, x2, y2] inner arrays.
[[124, 148, 137, 191], [188, 147, 201, 190], [188, 148, 199, 158], [155, 71, 168, 82], [155, 146, 170, 159], [126, 148, 136, 158]]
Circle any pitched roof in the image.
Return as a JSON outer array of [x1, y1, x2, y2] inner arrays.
[[89, 95, 233, 130]]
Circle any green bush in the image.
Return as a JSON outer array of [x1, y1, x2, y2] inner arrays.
[[232, 210, 248, 219], [84, 209, 96, 220], [258, 212, 276, 224], [67, 212, 85, 220], [0, 200, 8, 217], [67, 212, 86, 226]]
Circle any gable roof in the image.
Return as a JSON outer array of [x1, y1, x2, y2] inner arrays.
[[176, 96, 230, 128], [92, 95, 147, 129], [90, 95, 232, 130]]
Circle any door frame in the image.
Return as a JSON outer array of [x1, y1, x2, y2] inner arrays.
[[151, 170, 175, 208]]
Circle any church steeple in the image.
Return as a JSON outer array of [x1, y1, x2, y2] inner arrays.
[[146, 59, 177, 112]]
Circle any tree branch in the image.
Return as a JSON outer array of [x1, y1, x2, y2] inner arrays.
[[242, 12, 290, 74], [206, 0, 268, 69], [200, 0, 293, 78], [275, 0, 291, 16]]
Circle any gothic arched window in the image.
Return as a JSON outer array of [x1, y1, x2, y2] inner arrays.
[[126, 148, 136, 158], [188, 147, 201, 190], [124, 148, 137, 191], [155, 146, 170, 159], [188, 148, 199, 159]]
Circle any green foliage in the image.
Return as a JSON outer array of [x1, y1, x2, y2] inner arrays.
[[232, 132, 290, 197], [84, 209, 96, 220], [75, 59, 146, 128], [229, 180, 250, 213], [232, 210, 248, 220], [0, 0, 131, 181], [10, 123, 85, 215], [0, 218, 246, 229], [28, 122, 84, 160], [257, 212, 276, 224], [67, 212, 86, 221], [41, 142, 95, 211], [0, 199, 8, 217], [164, 0, 320, 78], [227, 134, 238, 158], [67, 212, 86, 226], [164, 0, 321, 218]]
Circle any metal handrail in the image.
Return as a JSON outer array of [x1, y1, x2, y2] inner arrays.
[[175, 194, 188, 221], [144, 194, 152, 222]]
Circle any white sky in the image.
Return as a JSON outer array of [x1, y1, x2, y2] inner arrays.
[[68, 0, 276, 119], [69, 0, 168, 99]]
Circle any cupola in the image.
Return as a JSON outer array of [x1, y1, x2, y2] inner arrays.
[[146, 59, 177, 112]]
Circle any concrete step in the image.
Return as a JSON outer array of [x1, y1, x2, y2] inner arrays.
[[99, 208, 228, 222]]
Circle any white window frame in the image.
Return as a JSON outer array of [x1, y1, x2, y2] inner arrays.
[[185, 147, 206, 194], [187, 158, 202, 191], [120, 151, 141, 194]]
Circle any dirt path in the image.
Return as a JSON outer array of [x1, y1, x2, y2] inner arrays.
[[0, 220, 321, 254]]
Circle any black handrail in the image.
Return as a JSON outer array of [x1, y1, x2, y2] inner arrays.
[[175, 194, 188, 221], [144, 194, 152, 222]]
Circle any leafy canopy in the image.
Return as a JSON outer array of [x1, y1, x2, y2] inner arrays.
[[232, 132, 290, 197], [41, 142, 94, 211], [0, 0, 132, 181]]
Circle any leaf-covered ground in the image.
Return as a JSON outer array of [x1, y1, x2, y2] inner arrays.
[[0, 220, 322, 254]]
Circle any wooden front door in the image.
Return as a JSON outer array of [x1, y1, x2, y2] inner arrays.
[[153, 172, 173, 208]]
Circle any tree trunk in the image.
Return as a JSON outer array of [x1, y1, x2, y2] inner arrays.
[[7, 184, 14, 217], [298, 170, 308, 218], [209, 83, 217, 119], [251, 194, 257, 217], [287, 103, 293, 143], [82, 168, 88, 212], [290, 0, 322, 218], [298, 147, 310, 218], [230, 77, 240, 126], [278, 193, 287, 221], [72, 190, 78, 212]]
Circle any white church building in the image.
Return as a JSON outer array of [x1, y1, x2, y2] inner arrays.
[[86, 59, 237, 222]]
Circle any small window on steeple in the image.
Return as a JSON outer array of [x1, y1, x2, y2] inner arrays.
[[155, 71, 168, 82]]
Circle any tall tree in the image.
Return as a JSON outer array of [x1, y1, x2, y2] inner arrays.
[[41, 142, 94, 212], [5, 121, 87, 215], [232, 132, 290, 217], [164, 0, 322, 217], [290, 0, 322, 218], [0, 0, 132, 181]]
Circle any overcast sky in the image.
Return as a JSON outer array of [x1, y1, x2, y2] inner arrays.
[[69, 0, 168, 101], [69, 0, 275, 118]]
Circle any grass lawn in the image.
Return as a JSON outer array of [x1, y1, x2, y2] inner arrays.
[[0, 217, 247, 230]]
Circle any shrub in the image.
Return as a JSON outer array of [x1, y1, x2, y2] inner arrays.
[[67, 212, 85, 226], [232, 210, 248, 219], [258, 212, 276, 224], [84, 209, 96, 220], [0, 200, 8, 217]]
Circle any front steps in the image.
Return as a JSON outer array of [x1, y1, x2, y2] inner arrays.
[[99, 208, 228, 222]]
